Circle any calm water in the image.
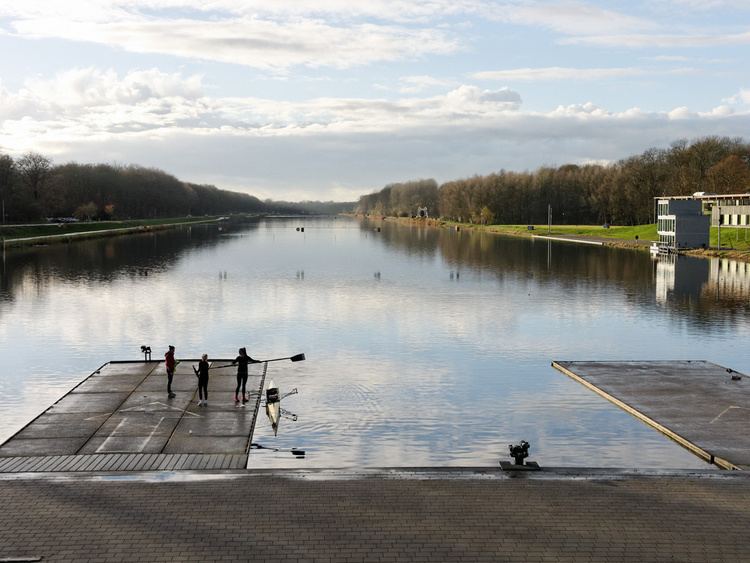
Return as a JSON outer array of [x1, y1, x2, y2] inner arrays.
[[1, 217, 749, 469]]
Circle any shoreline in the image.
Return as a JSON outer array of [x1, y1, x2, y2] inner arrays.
[[1, 216, 225, 248], [369, 215, 750, 263]]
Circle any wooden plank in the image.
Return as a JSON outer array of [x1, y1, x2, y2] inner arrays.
[[145, 454, 165, 471], [134, 454, 153, 470], [173, 453, 189, 470], [9, 458, 36, 473], [196, 454, 211, 470], [121, 453, 141, 471], [183, 454, 198, 470], [229, 454, 247, 469], [39, 456, 66, 472], [101, 453, 125, 471], [132, 453, 154, 471], [218, 454, 231, 469], [68, 455, 92, 472], [163, 454, 181, 470], [46, 455, 76, 472], [0, 457, 20, 471], [3, 457, 32, 472], [24, 456, 55, 472], [79, 455, 101, 472], [88, 455, 112, 472]]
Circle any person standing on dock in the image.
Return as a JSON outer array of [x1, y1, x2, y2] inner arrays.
[[233, 347, 256, 405], [194, 354, 210, 406], [165, 345, 176, 399]]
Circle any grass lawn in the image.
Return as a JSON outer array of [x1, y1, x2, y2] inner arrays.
[[479, 223, 658, 241], [710, 226, 750, 251]]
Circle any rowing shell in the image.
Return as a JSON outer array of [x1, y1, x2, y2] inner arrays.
[[265, 380, 280, 436]]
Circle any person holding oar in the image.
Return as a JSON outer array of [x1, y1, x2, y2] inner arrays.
[[193, 353, 210, 407], [234, 347, 257, 406]]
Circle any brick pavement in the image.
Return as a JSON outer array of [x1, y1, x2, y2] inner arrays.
[[0, 470, 749, 562]]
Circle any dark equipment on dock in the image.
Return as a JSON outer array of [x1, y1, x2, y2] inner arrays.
[[140, 345, 151, 361], [500, 440, 541, 471], [509, 440, 529, 465]]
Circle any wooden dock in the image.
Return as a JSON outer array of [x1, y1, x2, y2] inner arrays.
[[552, 360, 750, 470], [0, 359, 269, 472]]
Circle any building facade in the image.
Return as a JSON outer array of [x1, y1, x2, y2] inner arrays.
[[656, 198, 710, 250]]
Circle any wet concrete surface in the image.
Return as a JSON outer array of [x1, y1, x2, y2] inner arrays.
[[0, 469, 748, 562], [553, 360, 750, 470], [0, 360, 266, 459]]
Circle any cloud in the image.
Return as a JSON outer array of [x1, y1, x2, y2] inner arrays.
[[472, 66, 696, 82], [486, 1, 653, 36], [8, 16, 459, 71], [2, 67, 749, 199], [723, 89, 750, 106], [0, 1, 662, 69], [660, 0, 750, 9], [562, 30, 750, 48], [398, 75, 456, 94]]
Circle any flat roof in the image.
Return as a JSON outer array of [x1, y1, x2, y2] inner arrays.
[[655, 193, 750, 201]]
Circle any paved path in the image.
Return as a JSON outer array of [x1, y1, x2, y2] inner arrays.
[[1, 470, 749, 562]]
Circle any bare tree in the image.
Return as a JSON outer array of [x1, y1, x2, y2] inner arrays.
[[0, 154, 14, 223], [17, 152, 52, 200]]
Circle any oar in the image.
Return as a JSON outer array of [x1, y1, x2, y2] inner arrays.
[[264, 353, 306, 363], [251, 443, 305, 455], [212, 353, 305, 369]]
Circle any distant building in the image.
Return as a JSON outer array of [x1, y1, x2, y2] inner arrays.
[[655, 198, 710, 250], [416, 206, 429, 218], [659, 193, 750, 228]]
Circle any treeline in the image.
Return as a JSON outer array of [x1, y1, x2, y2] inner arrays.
[[266, 200, 356, 215], [357, 137, 750, 225], [0, 153, 354, 222]]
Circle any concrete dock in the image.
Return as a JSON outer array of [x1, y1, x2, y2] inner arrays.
[[553, 360, 750, 470], [0, 360, 269, 471], [1, 469, 749, 562]]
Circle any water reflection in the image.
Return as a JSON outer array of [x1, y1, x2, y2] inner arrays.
[[654, 254, 750, 315], [0, 217, 748, 469]]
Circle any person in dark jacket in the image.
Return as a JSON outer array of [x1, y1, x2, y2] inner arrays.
[[233, 347, 256, 405], [165, 345, 176, 398], [194, 354, 210, 407]]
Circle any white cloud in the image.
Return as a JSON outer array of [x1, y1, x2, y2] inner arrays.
[[3, 67, 749, 200], [661, 0, 750, 9], [398, 75, 456, 94], [0, 1, 662, 69], [487, 1, 653, 36], [723, 89, 750, 106], [562, 30, 750, 48], [8, 16, 459, 71], [472, 66, 696, 82]]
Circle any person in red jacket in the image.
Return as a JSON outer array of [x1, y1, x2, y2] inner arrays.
[[165, 345, 176, 398]]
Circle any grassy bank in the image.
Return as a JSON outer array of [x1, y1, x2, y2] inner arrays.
[[1, 216, 223, 247], [479, 223, 656, 241], [391, 216, 750, 260]]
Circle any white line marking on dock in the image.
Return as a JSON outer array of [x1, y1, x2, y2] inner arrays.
[[84, 413, 112, 421], [709, 405, 749, 424], [120, 401, 201, 417], [96, 418, 128, 452], [138, 417, 165, 452]]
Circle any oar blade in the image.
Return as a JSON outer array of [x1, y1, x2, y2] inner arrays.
[[290, 353, 306, 362]]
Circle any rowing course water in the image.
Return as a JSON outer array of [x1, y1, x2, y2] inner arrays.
[[1, 217, 749, 469]]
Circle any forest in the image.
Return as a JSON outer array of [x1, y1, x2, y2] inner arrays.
[[0, 154, 350, 221], [357, 137, 750, 225]]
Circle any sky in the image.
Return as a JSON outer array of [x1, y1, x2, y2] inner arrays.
[[1, 1, 749, 202]]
